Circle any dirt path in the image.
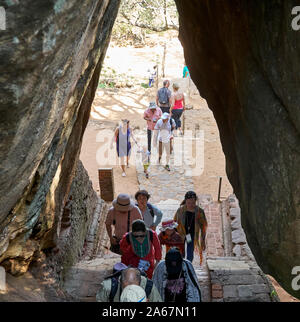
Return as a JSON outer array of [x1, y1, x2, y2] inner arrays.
[[78, 34, 300, 303], [80, 33, 233, 202]]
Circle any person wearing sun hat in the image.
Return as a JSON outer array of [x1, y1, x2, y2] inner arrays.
[[120, 284, 147, 302], [158, 219, 184, 255], [96, 266, 162, 302], [105, 193, 142, 254], [153, 112, 176, 171], [143, 101, 162, 154]]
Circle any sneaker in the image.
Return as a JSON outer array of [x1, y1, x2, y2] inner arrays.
[[122, 172, 126, 177], [164, 165, 170, 171], [145, 173, 149, 179]]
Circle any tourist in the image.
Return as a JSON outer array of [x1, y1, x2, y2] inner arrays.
[[156, 80, 172, 113], [173, 191, 207, 264], [137, 145, 151, 179], [96, 266, 162, 302], [143, 101, 162, 154], [170, 83, 185, 136], [120, 284, 147, 302], [148, 65, 157, 88], [111, 119, 138, 177], [120, 219, 162, 279], [153, 112, 176, 171], [135, 190, 163, 231], [158, 219, 184, 255], [105, 193, 142, 255], [152, 247, 201, 302], [183, 65, 190, 78]]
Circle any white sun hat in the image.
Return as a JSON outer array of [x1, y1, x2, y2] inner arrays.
[[161, 112, 170, 120], [120, 284, 147, 302]]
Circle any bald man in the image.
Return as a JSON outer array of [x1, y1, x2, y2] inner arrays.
[[96, 267, 162, 302]]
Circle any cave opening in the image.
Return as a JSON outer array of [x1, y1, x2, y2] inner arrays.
[[0, 0, 299, 302]]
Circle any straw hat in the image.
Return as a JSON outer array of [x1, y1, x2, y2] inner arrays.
[[112, 193, 135, 211], [120, 284, 147, 302], [159, 219, 178, 232]]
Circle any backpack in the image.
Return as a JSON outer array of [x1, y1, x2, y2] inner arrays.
[[135, 203, 155, 218], [158, 87, 169, 105], [109, 276, 154, 302], [147, 203, 155, 217]]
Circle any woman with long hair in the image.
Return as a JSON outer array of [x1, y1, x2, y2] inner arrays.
[[173, 191, 207, 265], [111, 119, 136, 177]]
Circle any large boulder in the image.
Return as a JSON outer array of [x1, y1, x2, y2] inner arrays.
[[0, 1, 120, 274], [175, 0, 300, 298]]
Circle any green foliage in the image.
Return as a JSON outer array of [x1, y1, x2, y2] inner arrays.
[[99, 66, 139, 88], [112, 0, 178, 45]]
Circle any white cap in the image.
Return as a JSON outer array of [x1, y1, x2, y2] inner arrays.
[[161, 112, 169, 120], [120, 285, 147, 302]]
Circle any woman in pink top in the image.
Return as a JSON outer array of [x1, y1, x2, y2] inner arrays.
[[170, 83, 185, 135], [143, 102, 162, 153]]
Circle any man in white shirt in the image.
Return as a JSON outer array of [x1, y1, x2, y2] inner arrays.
[[153, 113, 176, 171]]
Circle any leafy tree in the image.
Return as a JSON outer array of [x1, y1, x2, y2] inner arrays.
[[111, 0, 179, 44]]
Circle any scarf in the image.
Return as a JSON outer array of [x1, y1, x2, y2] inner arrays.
[[174, 205, 207, 265], [129, 231, 151, 258]]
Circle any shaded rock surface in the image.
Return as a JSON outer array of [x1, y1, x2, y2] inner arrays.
[[0, 0, 120, 274], [175, 0, 300, 298]]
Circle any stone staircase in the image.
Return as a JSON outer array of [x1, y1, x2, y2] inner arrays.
[[133, 130, 278, 302], [62, 118, 278, 303]]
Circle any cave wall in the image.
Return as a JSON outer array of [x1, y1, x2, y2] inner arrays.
[[175, 0, 300, 297], [0, 0, 120, 274]]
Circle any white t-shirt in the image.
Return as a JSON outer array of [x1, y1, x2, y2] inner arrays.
[[154, 118, 175, 143]]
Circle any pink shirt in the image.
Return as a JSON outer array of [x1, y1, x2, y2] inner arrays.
[[105, 206, 143, 240], [144, 107, 162, 130], [173, 98, 183, 109]]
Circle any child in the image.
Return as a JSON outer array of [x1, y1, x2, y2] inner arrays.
[[158, 220, 184, 255], [137, 145, 151, 179]]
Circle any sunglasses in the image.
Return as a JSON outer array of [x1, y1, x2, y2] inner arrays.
[[133, 234, 146, 238]]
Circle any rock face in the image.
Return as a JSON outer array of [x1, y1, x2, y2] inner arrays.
[[0, 1, 120, 275], [175, 0, 300, 298]]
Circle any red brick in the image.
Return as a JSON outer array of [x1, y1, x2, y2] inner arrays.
[[212, 290, 223, 298], [212, 283, 222, 291]]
